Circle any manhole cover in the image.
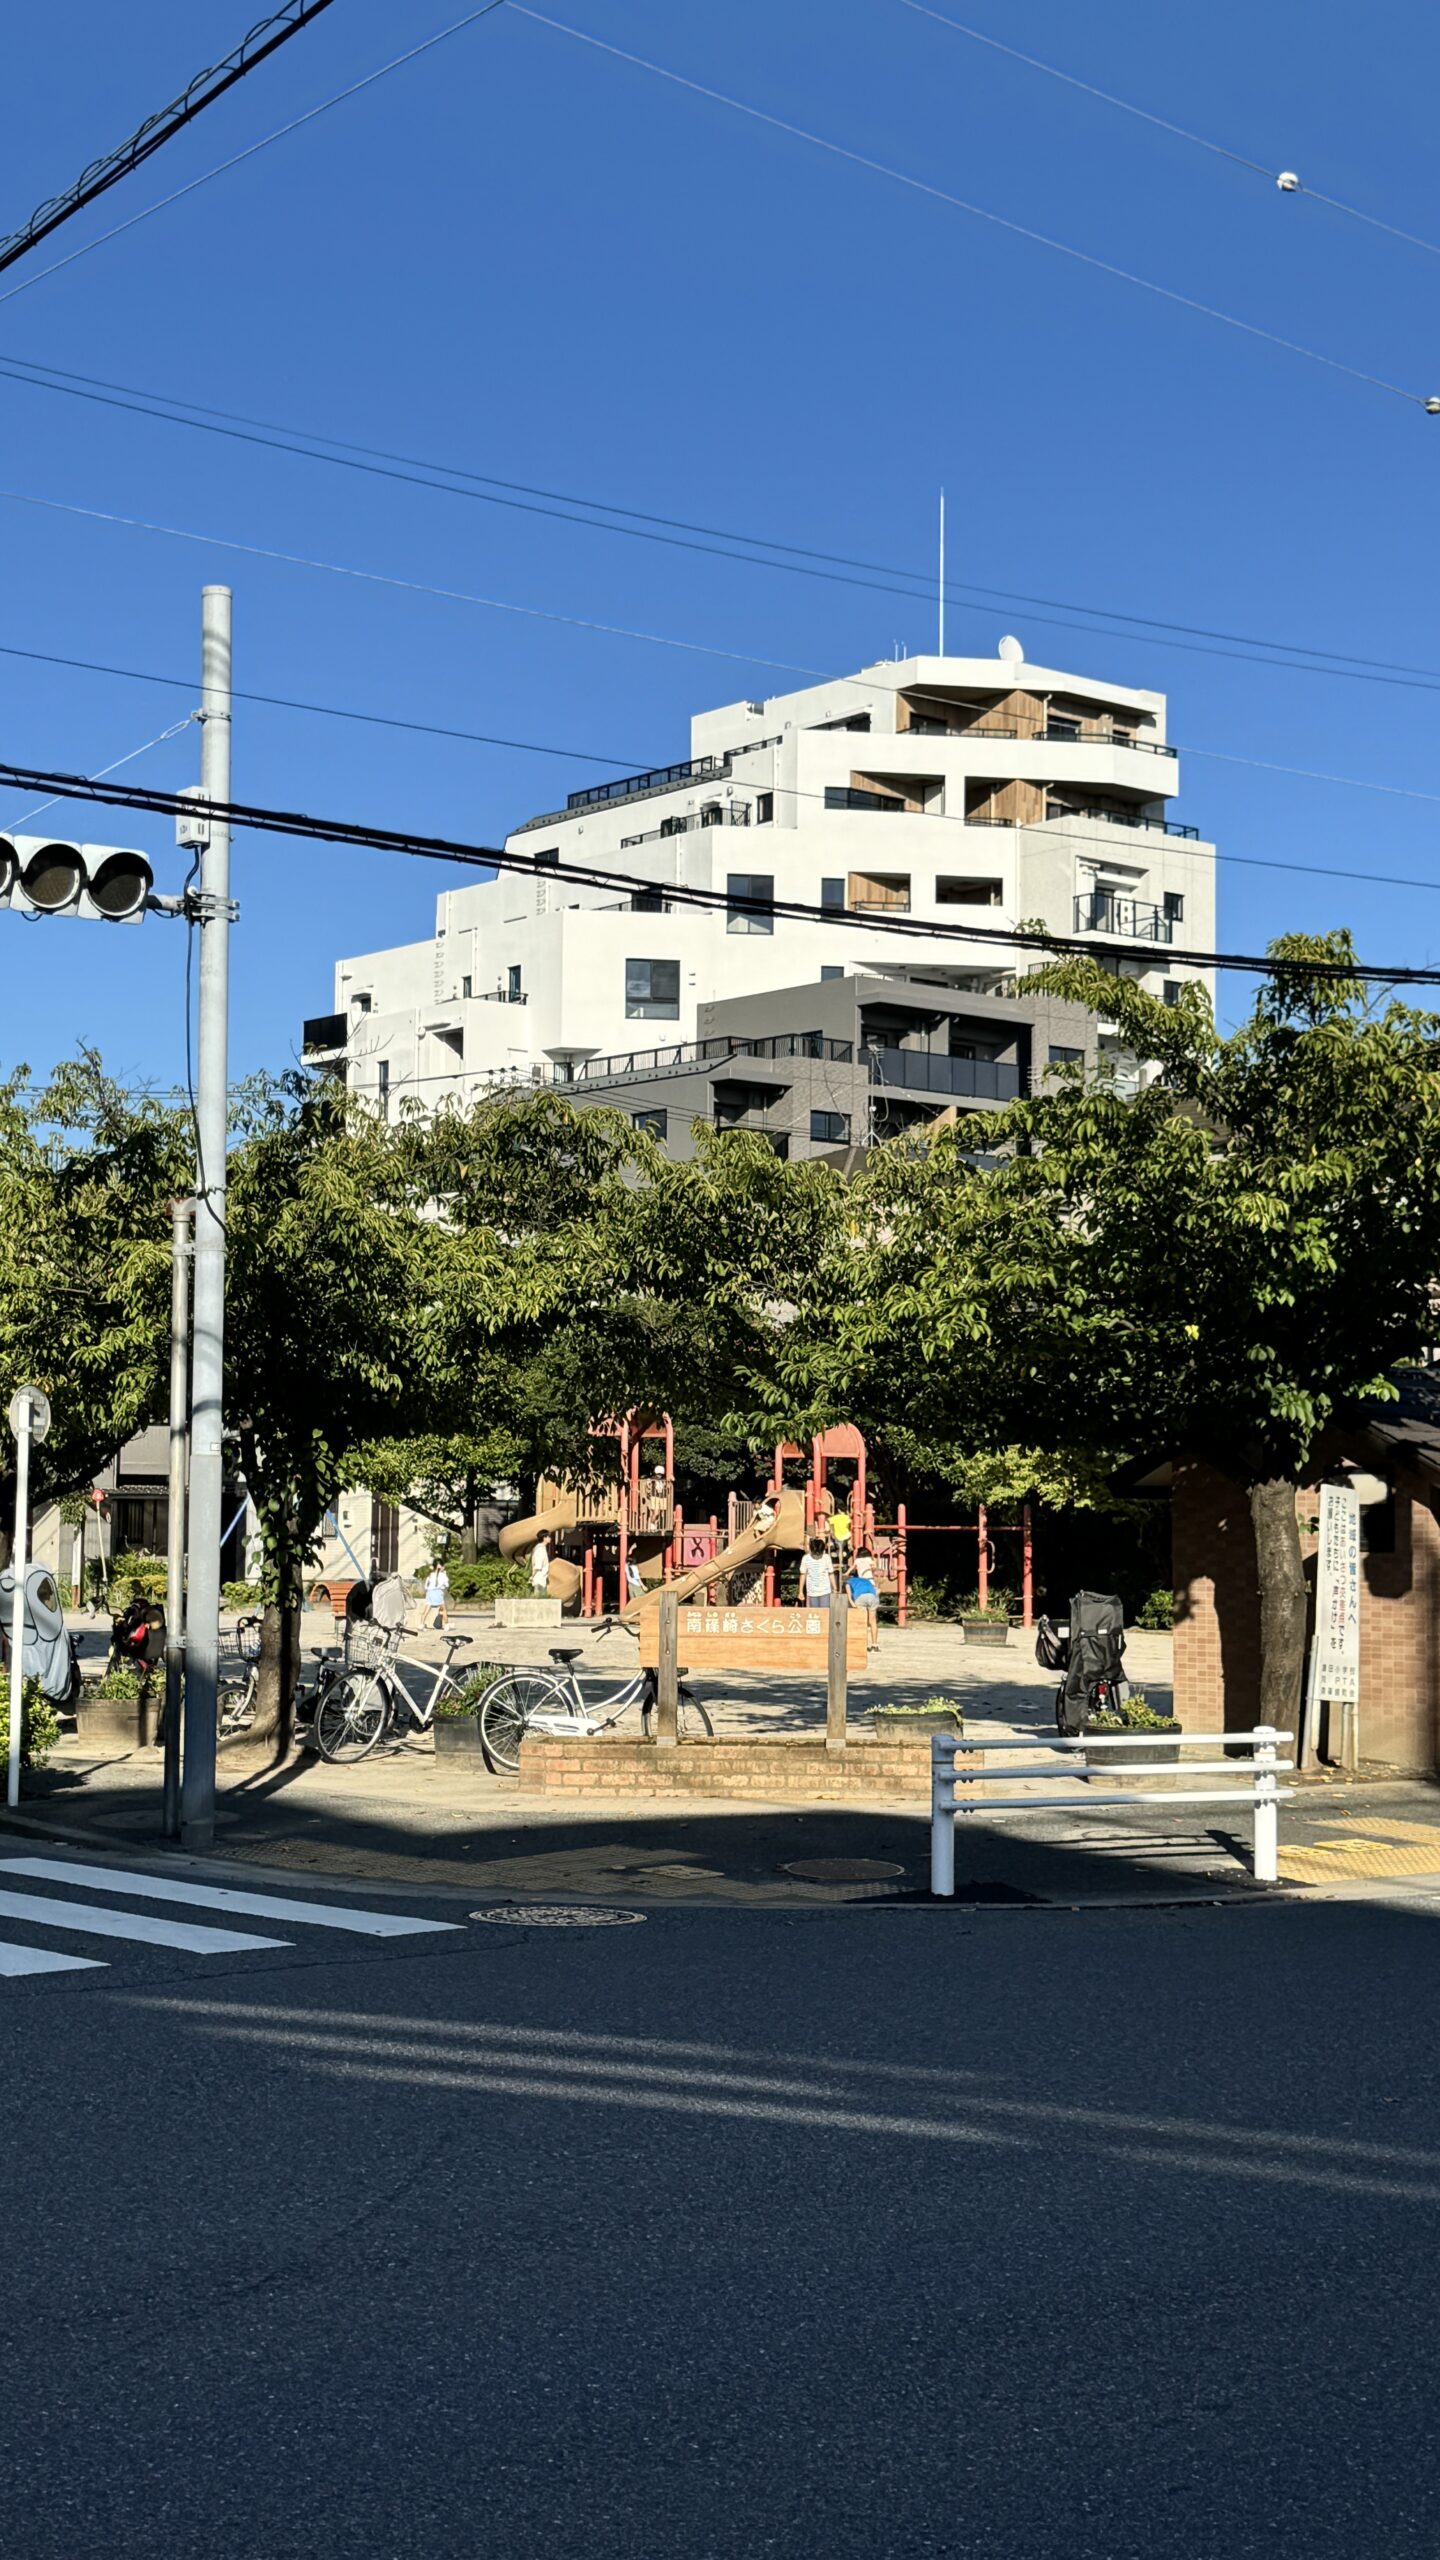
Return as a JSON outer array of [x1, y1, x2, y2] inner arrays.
[[782, 1858, 906, 1884], [469, 1903, 646, 1927]]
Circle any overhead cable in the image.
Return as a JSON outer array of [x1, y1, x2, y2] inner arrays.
[[10, 348, 1440, 688], [0, 758, 1434, 988], [895, 1, 1440, 263], [508, 7, 1432, 411], [0, 714, 193, 831], [0, 3, 510, 310], [0, 0, 339, 281]]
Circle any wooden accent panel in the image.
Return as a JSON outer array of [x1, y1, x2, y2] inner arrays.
[[966, 778, 1045, 825], [847, 871, 911, 909], [638, 1602, 868, 1671], [851, 769, 921, 813]]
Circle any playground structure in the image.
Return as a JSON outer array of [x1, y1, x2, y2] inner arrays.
[[497, 1415, 1034, 1626]]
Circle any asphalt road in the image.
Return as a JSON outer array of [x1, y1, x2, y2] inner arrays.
[[4, 1865, 1439, 2558]]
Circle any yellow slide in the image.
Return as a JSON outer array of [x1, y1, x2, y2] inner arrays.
[[498, 1491, 583, 1609], [620, 1486, 808, 1621]]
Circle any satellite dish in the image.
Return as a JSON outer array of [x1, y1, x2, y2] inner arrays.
[[998, 634, 1024, 665]]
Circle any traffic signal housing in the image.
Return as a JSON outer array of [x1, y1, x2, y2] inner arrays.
[[0, 832, 154, 923]]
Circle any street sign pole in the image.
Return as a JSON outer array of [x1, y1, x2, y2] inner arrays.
[[7, 1383, 51, 1808]]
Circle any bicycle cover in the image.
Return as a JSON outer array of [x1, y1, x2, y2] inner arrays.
[[370, 1574, 407, 1630], [0, 1564, 77, 1703]]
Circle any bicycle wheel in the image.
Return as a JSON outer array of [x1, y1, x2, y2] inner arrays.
[[480, 1671, 563, 1773], [313, 1671, 390, 1764], [217, 1669, 257, 1735], [678, 1686, 714, 1739]]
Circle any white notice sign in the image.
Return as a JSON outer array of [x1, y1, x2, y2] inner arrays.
[[1313, 1483, 1361, 1704]]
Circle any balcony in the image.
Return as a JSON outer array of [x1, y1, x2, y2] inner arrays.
[[1049, 803, 1199, 840], [565, 1029, 853, 1092], [863, 1046, 1021, 1103], [302, 1012, 346, 1057], [1074, 889, 1175, 945]]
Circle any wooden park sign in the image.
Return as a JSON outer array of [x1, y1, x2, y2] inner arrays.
[[638, 1600, 867, 1673]]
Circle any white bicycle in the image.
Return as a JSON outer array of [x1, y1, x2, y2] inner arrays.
[[479, 1639, 713, 1772], [310, 1629, 492, 1764]]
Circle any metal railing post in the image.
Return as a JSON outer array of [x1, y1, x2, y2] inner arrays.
[[931, 1736, 956, 1898], [1253, 1725, 1279, 1884]]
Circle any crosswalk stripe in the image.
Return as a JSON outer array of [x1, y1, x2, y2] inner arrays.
[[0, 1939, 106, 1977], [0, 1888, 287, 1955], [0, 1858, 460, 1937]]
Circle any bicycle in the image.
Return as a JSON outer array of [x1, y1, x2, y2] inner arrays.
[[217, 1615, 263, 1735], [311, 1627, 490, 1764], [479, 1638, 713, 1772]]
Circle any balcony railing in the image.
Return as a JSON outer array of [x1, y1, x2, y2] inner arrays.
[[1073, 890, 1175, 944], [1049, 805, 1199, 839], [824, 786, 913, 814], [863, 1046, 1021, 1102], [619, 806, 750, 849], [302, 1012, 346, 1056], [561, 1029, 853, 1092]]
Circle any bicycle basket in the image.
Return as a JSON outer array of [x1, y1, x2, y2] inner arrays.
[[345, 1617, 397, 1670]]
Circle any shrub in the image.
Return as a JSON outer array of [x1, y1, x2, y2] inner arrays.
[[108, 1550, 168, 1604], [444, 1550, 531, 1605], [88, 1664, 143, 1702], [0, 1670, 60, 1768], [872, 1694, 963, 1725], [956, 1586, 1019, 1621], [903, 1575, 954, 1622], [435, 1664, 509, 1719], [1136, 1587, 1175, 1630], [1087, 1690, 1181, 1735], [222, 1580, 262, 1610]]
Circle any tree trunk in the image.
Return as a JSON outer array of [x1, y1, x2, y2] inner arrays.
[[253, 1553, 303, 1758], [1247, 1473, 1307, 1739]]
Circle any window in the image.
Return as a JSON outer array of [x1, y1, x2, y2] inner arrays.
[[820, 877, 846, 912], [937, 876, 1002, 907], [461, 975, 472, 998], [659, 814, 688, 838], [533, 848, 560, 868], [825, 785, 906, 813], [810, 1110, 851, 1145], [377, 1061, 390, 1118], [352, 991, 372, 1014], [1162, 980, 1182, 1007], [625, 958, 680, 1020], [700, 803, 723, 827], [755, 791, 774, 825], [1048, 1044, 1083, 1067], [1163, 890, 1184, 922], [507, 964, 522, 1001], [820, 965, 845, 982], [727, 872, 775, 935], [632, 1107, 668, 1140], [631, 888, 666, 913]]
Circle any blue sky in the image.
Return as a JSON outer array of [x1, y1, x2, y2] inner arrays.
[[2, 0, 1439, 1087]]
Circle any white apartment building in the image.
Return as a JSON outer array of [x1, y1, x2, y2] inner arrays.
[[310, 639, 1216, 1110]]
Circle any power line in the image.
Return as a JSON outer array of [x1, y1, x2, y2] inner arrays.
[[0, 714, 193, 831], [509, 6, 1435, 412], [0, 3, 510, 311], [12, 348, 1440, 691], [8, 629, 1440, 910], [0, 757, 1434, 987], [895, 1, 1440, 263], [0, 0, 339, 281]]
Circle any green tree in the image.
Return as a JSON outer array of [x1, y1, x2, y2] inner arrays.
[[829, 936, 1440, 1731], [0, 1058, 186, 1556]]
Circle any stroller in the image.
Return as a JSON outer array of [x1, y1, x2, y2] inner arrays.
[[1035, 1590, 1127, 1734]]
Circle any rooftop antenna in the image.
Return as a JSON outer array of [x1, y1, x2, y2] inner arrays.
[[937, 486, 945, 657]]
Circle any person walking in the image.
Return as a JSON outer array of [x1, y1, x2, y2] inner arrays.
[[530, 1533, 551, 1596], [848, 1545, 880, 1653], [422, 1560, 450, 1630], [799, 1536, 835, 1610]]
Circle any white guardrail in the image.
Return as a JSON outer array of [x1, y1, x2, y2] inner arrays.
[[930, 1728, 1294, 1897]]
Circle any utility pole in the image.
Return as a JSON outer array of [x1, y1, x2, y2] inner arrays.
[[180, 586, 233, 1850], [163, 1198, 193, 1839], [937, 487, 945, 658]]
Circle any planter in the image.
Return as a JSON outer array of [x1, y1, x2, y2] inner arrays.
[[494, 1596, 562, 1628], [961, 1618, 1010, 1649], [1085, 1731, 1181, 1786], [433, 1714, 486, 1760], [870, 1708, 963, 1738]]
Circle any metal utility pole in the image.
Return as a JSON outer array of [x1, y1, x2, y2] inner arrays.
[[180, 586, 233, 1850], [163, 1198, 194, 1839]]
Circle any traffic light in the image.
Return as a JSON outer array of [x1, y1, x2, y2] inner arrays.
[[0, 831, 154, 923]]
